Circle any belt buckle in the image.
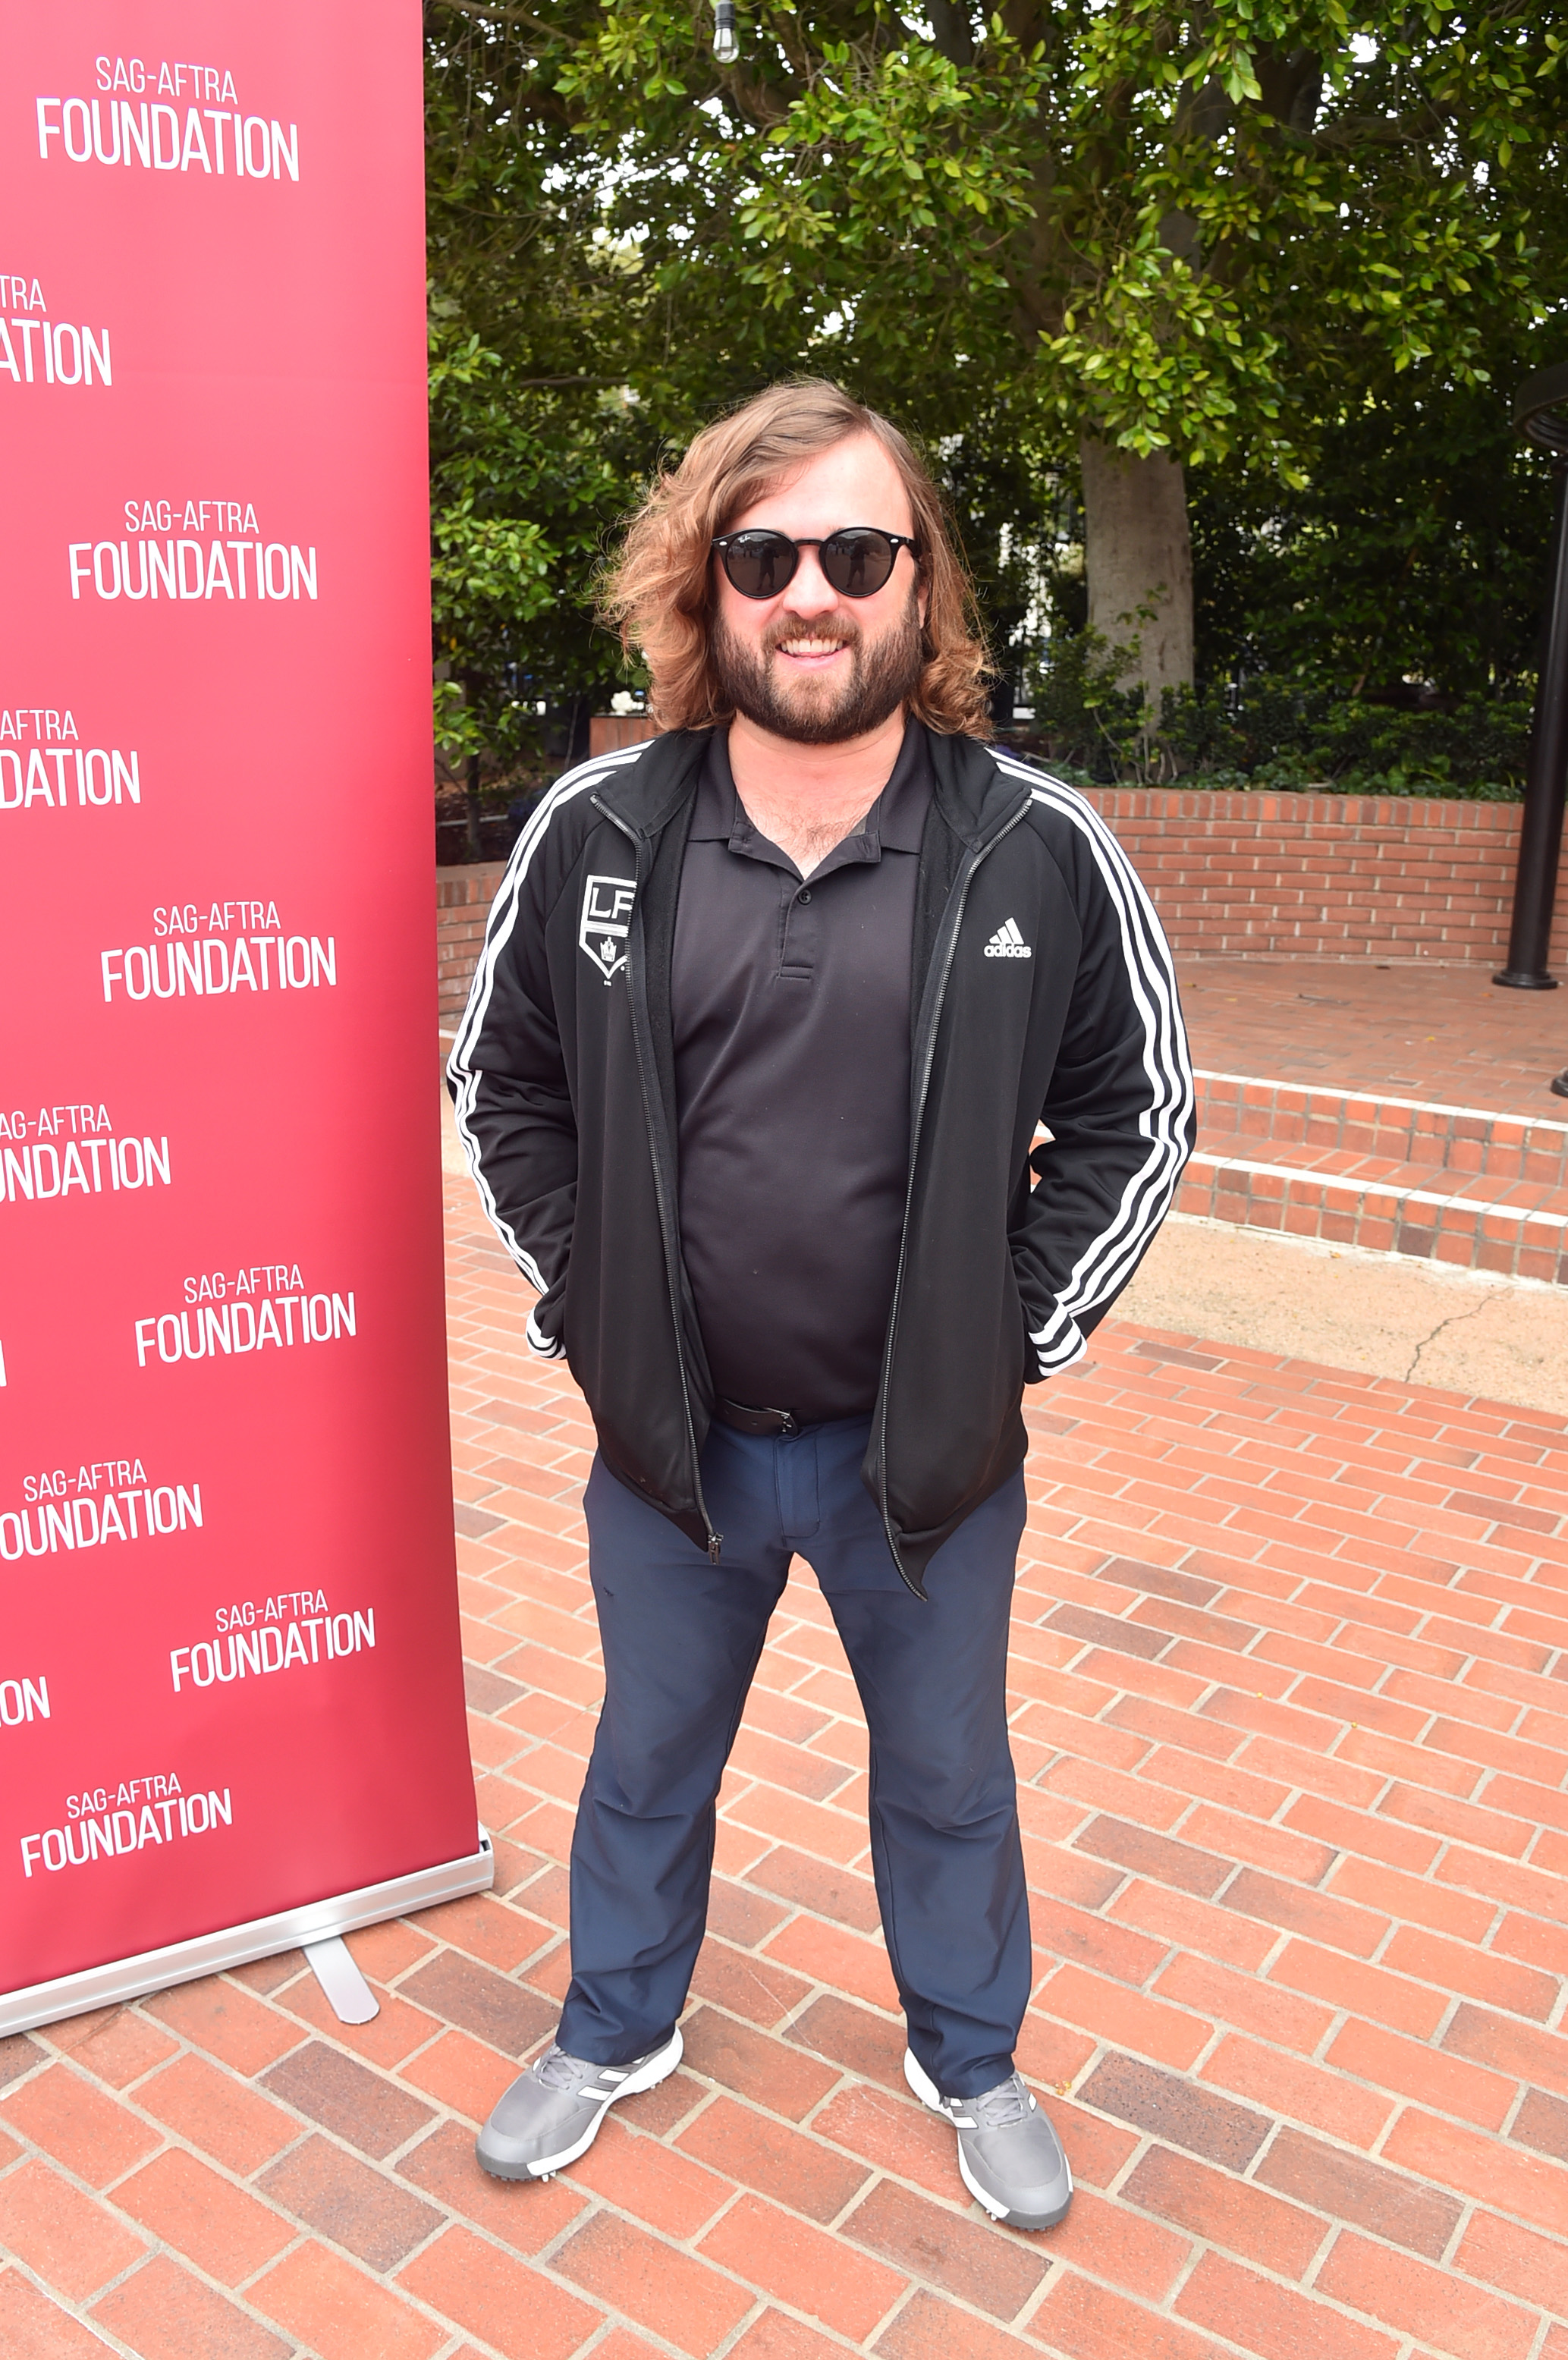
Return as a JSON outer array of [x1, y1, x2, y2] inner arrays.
[[718, 1397, 800, 1438]]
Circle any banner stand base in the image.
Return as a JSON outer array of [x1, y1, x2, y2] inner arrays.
[[0, 1829, 495, 2038], [305, 1934, 382, 2024]]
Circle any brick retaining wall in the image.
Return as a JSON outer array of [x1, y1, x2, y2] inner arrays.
[[437, 861, 507, 1025], [437, 790, 1563, 1023], [1082, 789, 1565, 966]]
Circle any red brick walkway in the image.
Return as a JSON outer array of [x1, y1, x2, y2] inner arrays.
[[1182, 959, 1568, 1120], [5, 1191, 1568, 2360]]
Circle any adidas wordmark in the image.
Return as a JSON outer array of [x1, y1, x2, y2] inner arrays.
[[984, 918, 1032, 960]]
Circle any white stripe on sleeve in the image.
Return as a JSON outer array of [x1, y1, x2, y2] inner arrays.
[[992, 756, 1195, 1364]]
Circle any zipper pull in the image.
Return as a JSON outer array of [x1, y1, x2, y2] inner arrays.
[[708, 1534, 723, 1563]]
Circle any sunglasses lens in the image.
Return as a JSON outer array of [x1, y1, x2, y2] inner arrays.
[[821, 530, 897, 597], [721, 532, 797, 599]]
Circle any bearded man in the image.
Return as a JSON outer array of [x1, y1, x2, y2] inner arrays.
[[448, 380, 1193, 2230]]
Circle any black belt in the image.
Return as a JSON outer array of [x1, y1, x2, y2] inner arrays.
[[713, 1397, 800, 1438]]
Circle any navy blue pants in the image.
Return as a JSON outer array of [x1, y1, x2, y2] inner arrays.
[[556, 1416, 1032, 2098]]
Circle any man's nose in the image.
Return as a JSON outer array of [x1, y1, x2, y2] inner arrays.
[[778, 547, 838, 616]]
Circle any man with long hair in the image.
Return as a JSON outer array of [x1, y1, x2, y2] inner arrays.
[[449, 382, 1193, 2230]]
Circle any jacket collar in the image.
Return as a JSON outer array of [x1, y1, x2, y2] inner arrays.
[[592, 729, 709, 837], [926, 727, 1032, 850], [595, 723, 1026, 849]]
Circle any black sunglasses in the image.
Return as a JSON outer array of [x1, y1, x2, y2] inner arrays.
[[711, 526, 919, 601]]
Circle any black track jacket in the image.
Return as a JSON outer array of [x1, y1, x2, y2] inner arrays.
[[448, 726, 1194, 1597]]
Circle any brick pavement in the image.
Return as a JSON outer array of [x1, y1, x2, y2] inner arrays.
[[1182, 960, 1568, 1120], [5, 1188, 1568, 2359]]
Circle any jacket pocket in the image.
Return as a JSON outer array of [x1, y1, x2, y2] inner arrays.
[[526, 1274, 567, 1360], [1011, 1256, 1061, 1384], [1016, 1279, 1088, 1380]]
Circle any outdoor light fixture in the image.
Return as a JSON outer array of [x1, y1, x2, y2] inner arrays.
[[713, 2, 739, 64]]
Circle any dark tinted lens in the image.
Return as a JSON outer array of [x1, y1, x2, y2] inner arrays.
[[820, 530, 897, 598], [721, 531, 798, 599]]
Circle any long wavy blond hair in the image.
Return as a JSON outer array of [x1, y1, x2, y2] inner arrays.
[[601, 381, 993, 737]]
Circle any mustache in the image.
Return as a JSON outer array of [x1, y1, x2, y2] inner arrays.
[[762, 611, 863, 655]]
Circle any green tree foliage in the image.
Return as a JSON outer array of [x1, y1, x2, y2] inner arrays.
[[1189, 361, 1557, 702], [423, 1, 1070, 753], [426, 5, 665, 767], [424, 2, 1564, 773], [555, 3, 1555, 473]]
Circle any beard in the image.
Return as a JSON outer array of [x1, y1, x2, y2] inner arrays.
[[711, 592, 925, 746]]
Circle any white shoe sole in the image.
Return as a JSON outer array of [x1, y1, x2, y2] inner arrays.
[[903, 2047, 1073, 2229], [485, 2028, 684, 2182]]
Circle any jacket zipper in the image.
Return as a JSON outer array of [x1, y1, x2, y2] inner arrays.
[[593, 797, 721, 1560], [874, 795, 1032, 1595]]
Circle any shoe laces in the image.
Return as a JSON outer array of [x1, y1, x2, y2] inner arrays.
[[533, 2044, 594, 2092], [962, 2073, 1033, 2130]]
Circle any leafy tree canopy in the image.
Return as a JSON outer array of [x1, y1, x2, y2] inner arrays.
[[553, 1, 1556, 472], [423, 1, 1565, 767], [426, 10, 665, 766]]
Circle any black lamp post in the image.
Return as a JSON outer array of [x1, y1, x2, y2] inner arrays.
[[1494, 363, 1568, 992]]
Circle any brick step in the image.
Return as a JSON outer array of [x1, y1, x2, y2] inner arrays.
[[1180, 1149, 1568, 1281], [1192, 1137, 1568, 1217], [1184, 1079, 1568, 1285], [1195, 1068, 1568, 1189]]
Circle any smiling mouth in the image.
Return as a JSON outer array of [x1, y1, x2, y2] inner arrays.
[[775, 636, 849, 664]]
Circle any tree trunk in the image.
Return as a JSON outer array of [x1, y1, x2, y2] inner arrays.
[[1079, 437, 1194, 727]]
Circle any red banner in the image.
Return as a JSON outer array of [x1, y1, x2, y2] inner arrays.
[[0, 2, 484, 2025]]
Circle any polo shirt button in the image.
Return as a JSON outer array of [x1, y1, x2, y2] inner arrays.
[[797, 888, 812, 903]]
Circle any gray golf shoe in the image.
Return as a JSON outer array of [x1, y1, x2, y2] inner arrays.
[[904, 2048, 1073, 2229], [476, 2028, 683, 2181]]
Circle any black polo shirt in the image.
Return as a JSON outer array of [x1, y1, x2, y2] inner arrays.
[[671, 721, 932, 1423]]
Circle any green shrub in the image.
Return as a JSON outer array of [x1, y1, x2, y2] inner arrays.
[[1015, 642, 1530, 800]]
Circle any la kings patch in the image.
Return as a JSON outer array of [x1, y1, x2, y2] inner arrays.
[[579, 872, 636, 984]]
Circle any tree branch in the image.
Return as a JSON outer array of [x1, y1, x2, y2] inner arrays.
[[1254, 46, 1324, 135], [1311, 115, 1428, 150], [997, 3, 1051, 49], [714, 61, 796, 129], [928, 1, 975, 68], [427, 0, 555, 37], [1172, 77, 1232, 145]]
